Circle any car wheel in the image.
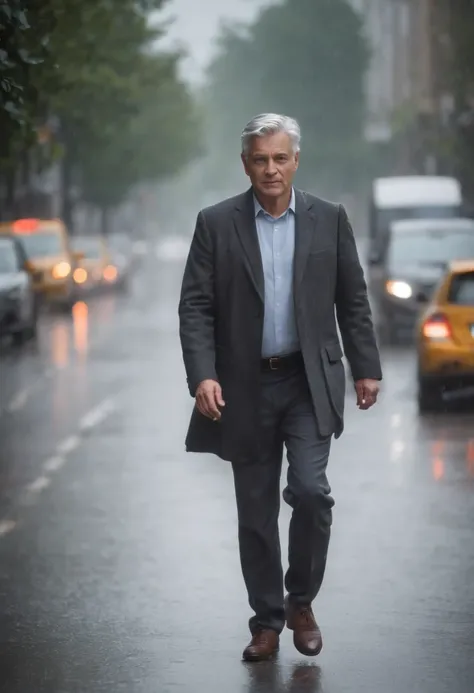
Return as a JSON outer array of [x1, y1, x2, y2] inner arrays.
[[417, 378, 443, 413]]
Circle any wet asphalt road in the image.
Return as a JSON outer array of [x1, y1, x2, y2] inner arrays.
[[0, 238, 473, 693]]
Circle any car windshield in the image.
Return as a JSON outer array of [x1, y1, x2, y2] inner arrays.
[[389, 229, 474, 269], [448, 271, 474, 306], [109, 235, 130, 252], [72, 237, 102, 259], [17, 231, 63, 258], [0, 240, 18, 273], [375, 205, 460, 238]]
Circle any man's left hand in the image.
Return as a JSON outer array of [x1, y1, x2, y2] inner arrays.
[[355, 379, 380, 410]]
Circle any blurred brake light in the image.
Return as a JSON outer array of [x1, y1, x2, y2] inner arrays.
[[103, 265, 118, 282], [13, 218, 40, 233], [422, 313, 452, 340]]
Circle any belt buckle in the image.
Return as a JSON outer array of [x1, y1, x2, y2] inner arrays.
[[269, 357, 279, 371]]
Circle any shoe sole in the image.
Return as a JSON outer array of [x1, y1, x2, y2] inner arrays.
[[242, 647, 279, 662], [292, 640, 323, 657]]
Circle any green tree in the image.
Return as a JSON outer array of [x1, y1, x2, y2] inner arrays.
[[78, 52, 202, 229], [16, 0, 199, 227], [204, 0, 369, 197]]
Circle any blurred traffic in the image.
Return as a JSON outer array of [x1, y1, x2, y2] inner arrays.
[[367, 174, 474, 411], [0, 217, 141, 335]]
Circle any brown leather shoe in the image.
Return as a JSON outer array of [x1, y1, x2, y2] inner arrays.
[[242, 629, 280, 662], [285, 596, 323, 656]]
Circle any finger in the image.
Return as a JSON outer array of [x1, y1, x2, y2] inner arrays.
[[204, 391, 221, 419], [197, 391, 215, 418], [360, 389, 377, 409], [214, 384, 225, 408], [196, 395, 210, 418], [355, 384, 364, 407]]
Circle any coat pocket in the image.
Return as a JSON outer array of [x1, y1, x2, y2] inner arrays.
[[321, 341, 345, 418], [325, 341, 343, 363]]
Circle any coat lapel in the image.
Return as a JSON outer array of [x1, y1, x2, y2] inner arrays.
[[233, 188, 264, 302], [294, 189, 316, 292]]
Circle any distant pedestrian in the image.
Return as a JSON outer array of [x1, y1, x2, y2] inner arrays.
[[179, 113, 382, 661]]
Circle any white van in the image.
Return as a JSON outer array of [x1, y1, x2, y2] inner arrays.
[[368, 176, 463, 262]]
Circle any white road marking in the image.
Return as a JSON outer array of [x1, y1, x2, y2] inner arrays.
[[79, 398, 115, 431], [390, 413, 402, 428], [26, 476, 51, 494], [0, 520, 16, 537], [390, 440, 405, 462], [56, 435, 80, 455], [43, 455, 65, 473]]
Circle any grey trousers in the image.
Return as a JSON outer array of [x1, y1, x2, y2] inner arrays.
[[232, 363, 334, 635]]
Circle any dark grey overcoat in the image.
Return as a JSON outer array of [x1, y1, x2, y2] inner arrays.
[[178, 187, 382, 462]]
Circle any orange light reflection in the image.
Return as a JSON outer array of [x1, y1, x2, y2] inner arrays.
[[72, 301, 89, 358], [467, 440, 474, 478], [432, 457, 444, 482], [51, 323, 69, 368]]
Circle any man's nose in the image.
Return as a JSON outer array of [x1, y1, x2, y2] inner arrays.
[[265, 159, 277, 175]]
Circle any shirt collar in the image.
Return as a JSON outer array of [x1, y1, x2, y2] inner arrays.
[[254, 187, 295, 218]]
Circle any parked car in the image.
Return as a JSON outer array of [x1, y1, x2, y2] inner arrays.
[[368, 175, 463, 265], [0, 234, 38, 345], [368, 217, 474, 344], [0, 217, 83, 310], [71, 235, 122, 293], [107, 233, 133, 290], [416, 260, 474, 411]]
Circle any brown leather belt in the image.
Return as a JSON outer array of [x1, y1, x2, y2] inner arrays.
[[261, 351, 304, 372]]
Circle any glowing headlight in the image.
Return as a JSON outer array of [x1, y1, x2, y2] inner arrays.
[[385, 280, 412, 300], [52, 261, 71, 279]]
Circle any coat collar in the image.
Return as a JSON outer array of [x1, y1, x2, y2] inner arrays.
[[233, 187, 317, 302]]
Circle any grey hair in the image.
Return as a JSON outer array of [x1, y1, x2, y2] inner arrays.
[[241, 113, 301, 155]]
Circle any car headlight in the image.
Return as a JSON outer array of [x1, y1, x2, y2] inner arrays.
[[52, 261, 71, 279], [385, 280, 412, 300]]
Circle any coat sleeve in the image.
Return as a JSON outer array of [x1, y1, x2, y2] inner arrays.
[[335, 205, 382, 382], [178, 210, 218, 396]]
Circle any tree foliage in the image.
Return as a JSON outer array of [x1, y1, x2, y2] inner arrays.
[[1, 0, 201, 220], [450, 0, 474, 202], [204, 0, 370, 196]]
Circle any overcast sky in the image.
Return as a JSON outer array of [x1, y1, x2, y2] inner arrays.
[[158, 0, 276, 84]]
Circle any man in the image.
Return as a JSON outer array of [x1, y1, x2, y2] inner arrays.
[[178, 113, 382, 662]]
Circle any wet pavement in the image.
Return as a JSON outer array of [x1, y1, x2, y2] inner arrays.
[[0, 239, 473, 693]]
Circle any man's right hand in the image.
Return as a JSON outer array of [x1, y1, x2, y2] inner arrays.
[[195, 379, 225, 421]]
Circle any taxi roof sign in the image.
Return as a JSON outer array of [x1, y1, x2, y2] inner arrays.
[[12, 218, 40, 233]]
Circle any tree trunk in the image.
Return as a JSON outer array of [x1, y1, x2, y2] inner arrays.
[[60, 151, 74, 232]]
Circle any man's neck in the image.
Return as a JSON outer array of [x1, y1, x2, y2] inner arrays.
[[254, 189, 292, 218]]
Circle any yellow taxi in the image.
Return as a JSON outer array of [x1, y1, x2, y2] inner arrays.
[[70, 235, 119, 292], [0, 218, 82, 308], [416, 260, 474, 411]]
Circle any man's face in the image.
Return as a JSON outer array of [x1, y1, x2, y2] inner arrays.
[[241, 131, 299, 199]]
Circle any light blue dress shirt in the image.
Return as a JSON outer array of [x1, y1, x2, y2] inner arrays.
[[254, 188, 300, 358]]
